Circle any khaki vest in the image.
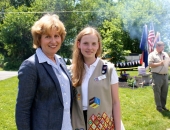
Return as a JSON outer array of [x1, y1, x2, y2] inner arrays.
[[72, 59, 114, 130]]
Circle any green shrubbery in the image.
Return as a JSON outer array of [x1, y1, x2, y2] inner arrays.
[[2, 57, 22, 70], [0, 54, 4, 68], [127, 76, 136, 87]]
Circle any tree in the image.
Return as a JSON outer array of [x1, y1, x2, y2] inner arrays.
[[0, 6, 36, 69], [10, 0, 34, 8], [0, 1, 12, 66], [1, 0, 168, 70], [99, 18, 130, 64]]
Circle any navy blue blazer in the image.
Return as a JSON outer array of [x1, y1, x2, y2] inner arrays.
[[15, 54, 73, 130]]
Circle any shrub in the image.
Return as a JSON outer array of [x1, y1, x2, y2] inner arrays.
[[127, 76, 136, 87], [3, 59, 21, 70]]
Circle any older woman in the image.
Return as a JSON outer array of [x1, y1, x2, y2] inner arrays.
[[15, 14, 73, 130]]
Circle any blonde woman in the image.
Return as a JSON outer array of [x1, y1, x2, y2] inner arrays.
[[15, 14, 73, 130], [71, 27, 124, 130]]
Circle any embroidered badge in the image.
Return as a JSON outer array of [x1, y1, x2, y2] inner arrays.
[[89, 97, 100, 108], [102, 64, 107, 74], [77, 93, 81, 100], [91, 124, 97, 129], [97, 113, 101, 120], [88, 112, 114, 129]]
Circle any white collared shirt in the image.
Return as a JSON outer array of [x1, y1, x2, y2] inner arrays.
[[82, 58, 118, 110]]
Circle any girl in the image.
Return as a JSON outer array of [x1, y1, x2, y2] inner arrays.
[[71, 27, 124, 130]]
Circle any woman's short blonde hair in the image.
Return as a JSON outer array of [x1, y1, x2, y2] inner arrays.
[[31, 14, 66, 48]]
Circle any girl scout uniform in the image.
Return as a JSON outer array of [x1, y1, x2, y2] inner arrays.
[[72, 59, 115, 130]]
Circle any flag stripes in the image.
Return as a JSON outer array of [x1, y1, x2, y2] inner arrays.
[[148, 23, 155, 53]]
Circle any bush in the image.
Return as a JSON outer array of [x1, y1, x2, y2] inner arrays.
[[66, 59, 71, 65], [127, 76, 136, 87], [0, 54, 4, 68], [3, 59, 21, 70]]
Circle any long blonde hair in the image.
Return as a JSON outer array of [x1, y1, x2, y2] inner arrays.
[[72, 27, 102, 87]]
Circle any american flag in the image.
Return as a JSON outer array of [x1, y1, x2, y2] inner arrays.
[[148, 22, 155, 53]]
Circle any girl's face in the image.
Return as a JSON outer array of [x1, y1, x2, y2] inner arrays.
[[78, 34, 99, 60], [40, 29, 62, 58]]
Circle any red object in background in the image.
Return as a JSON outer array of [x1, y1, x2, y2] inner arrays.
[[140, 52, 143, 65]]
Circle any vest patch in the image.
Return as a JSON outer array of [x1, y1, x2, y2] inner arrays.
[[77, 93, 81, 100], [88, 112, 114, 130], [88, 113, 114, 130], [102, 64, 107, 74], [89, 97, 100, 108]]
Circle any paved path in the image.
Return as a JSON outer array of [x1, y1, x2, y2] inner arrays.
[[0, 71, 18, 81]]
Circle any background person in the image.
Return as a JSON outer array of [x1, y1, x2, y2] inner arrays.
[[71, 26, 124, 130], [148, 41, 169, 112], [15, 14, 73, 130]]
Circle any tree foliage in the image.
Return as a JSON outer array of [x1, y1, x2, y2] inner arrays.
[[10, 0, 34, 8], [0, 0, 169, 69], [0, 6, 36, 69], [99, 18, 130, 64]]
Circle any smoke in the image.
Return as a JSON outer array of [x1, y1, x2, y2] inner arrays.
[[116, 0, 170, 46], [157, 0, 170, 52]]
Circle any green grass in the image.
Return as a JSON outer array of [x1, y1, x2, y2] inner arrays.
[[0, 77, 18, 130], [120, 87, 170, 130], [0, 75, 170, 130]]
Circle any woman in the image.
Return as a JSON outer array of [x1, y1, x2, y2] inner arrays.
[[71, 27, 124, 130], [15, 14, 73, 130]]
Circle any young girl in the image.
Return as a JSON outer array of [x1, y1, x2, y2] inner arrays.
[[71, 27, 124, 130]]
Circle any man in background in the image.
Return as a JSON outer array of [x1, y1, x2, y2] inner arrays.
[[148, 41, 169, 112]]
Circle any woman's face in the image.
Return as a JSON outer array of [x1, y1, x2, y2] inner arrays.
[[40, 29, 62, 58], [78, 34, 99, 60]]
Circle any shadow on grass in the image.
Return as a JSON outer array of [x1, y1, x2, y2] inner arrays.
[[161, 111, 170, 119]]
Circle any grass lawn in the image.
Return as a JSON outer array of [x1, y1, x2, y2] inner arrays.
[[120, 87, 170, 130], [0, 75, 170, 130], [0, 77, 18, 130]]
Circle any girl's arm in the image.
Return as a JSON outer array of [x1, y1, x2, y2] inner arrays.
[[111, 83, 121, 130]]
